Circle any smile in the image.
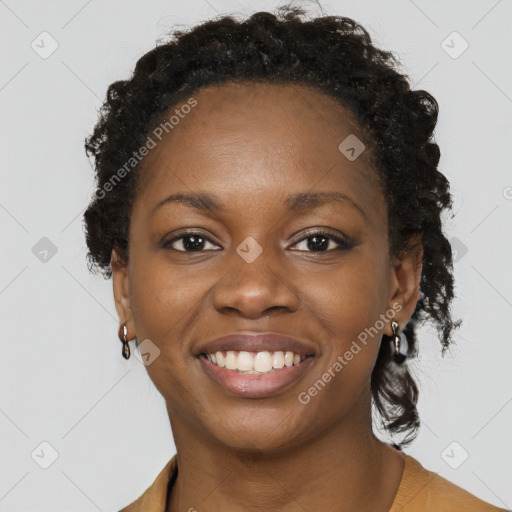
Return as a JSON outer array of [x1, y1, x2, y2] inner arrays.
[[197, 351, 315, 398], [202, 350, 310, 374]]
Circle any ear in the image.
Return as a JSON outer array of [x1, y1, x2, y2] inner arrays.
[[384, 234, 423, 336], [111, 248, 135, 340]]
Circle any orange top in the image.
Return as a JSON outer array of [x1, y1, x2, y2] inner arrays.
[[119, 453, 508, 511]]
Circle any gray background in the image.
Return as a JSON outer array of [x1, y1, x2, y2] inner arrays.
[[0, 0, 511, 510]]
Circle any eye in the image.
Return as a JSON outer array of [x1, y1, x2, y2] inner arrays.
[[163, 229, 354, 253], [163, 232, 221, 252], [290, 230, 353, 253]]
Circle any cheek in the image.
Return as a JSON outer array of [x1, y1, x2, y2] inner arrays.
[[131, 264, 203, 344], [310, 253, 388, 332], [303, 253, 390, 395], [128, 258, 205, 399]]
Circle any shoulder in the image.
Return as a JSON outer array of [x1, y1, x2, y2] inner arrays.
[[118, 455, 177, 512], [390, 454, 509, 512]]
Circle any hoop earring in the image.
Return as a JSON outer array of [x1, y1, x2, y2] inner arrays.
[[391, 321, 406, 364], [118, 323, 131, 360]]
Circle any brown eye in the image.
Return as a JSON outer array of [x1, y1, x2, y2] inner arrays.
[[290, 231, 354, 252], [163, 232, 221, 252]]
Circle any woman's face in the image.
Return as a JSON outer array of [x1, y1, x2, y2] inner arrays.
[[112, 82, 421, 453]]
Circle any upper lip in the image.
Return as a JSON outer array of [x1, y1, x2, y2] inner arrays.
[[195, 332, 316, 357]]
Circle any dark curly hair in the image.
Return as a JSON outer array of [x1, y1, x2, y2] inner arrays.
[[83, 5, 461, 448]]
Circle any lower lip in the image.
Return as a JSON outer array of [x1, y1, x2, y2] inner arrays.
[[197, 355, 315, 398]]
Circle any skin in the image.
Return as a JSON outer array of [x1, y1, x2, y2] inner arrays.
[[112, 82, 423, 512]]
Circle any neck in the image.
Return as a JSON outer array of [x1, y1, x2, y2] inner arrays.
[[165, 402, 406, 512]]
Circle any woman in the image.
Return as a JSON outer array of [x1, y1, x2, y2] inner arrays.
[[83, 6, 507, 512]]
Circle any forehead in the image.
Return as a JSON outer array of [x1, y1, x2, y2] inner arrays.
[[135, 81, 384, 221]]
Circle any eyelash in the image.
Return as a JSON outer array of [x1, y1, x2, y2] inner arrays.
[[163, 229, 354, 253]]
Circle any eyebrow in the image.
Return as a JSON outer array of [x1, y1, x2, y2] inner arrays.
[[152, 191, 368, 220]]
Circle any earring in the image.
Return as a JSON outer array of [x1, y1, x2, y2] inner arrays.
[[118, 323, 131, 360], [391, 321, 406, 364]]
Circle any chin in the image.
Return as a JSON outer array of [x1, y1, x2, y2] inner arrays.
[[203, 410, 310, 455]]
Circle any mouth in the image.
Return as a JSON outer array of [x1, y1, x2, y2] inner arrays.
[[194, 333, 316, 398], [195, 332, 315, 361], [198, 349, 313, 375], [195, 349, 315, 398]]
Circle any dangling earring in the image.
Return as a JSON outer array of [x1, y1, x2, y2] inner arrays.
[[118, 323, 131, 360], [391, 321, 406, 364]]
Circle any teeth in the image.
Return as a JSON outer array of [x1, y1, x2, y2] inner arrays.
[[237, 351, 254, 371], [253, 351, 273, 372], [272, 351, 285, 369], [225, 351, 237, 370], [205, 350, 308, 374], [215, 351, 225, 367]]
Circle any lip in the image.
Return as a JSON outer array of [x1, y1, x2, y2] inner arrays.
[[195, 332, 316, 357], [198, 353, 315, 398]]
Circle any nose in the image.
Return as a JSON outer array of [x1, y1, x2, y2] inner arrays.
[[212, 245, 300, 320]]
